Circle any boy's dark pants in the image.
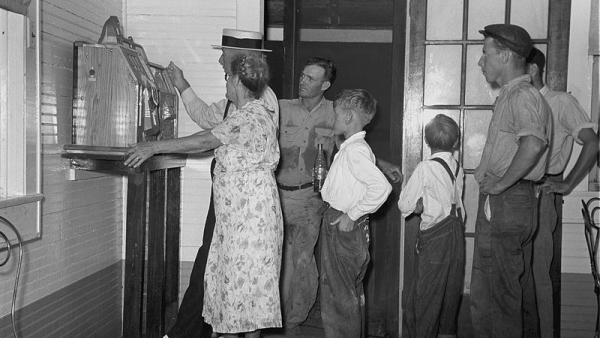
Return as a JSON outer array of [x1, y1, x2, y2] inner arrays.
[[319, 207, 370, 338], [404, 211, 465, 338]]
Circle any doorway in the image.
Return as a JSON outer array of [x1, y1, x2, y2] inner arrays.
[[265, 0, 405, 336]]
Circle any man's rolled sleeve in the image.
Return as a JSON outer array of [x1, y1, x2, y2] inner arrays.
[[512, 89, 549, 146], [181, 88, 228, 130], [572, 123, 599, 144]]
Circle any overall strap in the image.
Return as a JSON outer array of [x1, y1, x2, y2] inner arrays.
[[430, 157, 455, 182], [430, 157, 461, 217]]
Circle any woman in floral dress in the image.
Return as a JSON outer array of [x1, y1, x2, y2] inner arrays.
[[124, 54, 282, 338]]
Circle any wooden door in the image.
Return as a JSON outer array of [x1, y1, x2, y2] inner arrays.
[[268, 1, 406, 336], [266, 39, 402, 337], [401, 0, 571, 336]]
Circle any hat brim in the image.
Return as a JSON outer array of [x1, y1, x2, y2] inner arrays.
[[211, 45, 272, 52], [479, 29, 496, 39]]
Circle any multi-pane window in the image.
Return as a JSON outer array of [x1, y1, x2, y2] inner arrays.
[[0, 4, 42, 243], [420, 0, 550, 291]]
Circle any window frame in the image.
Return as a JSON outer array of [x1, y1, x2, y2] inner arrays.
[[0, 0, 42, 244]]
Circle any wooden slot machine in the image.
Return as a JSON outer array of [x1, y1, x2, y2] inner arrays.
[[62, 16, 184, 337], [70, 18, 178, 149]]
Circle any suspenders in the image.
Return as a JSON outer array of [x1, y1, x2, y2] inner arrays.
[[430, 157, 461, 218]]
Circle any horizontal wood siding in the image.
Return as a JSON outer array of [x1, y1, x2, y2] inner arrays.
[[0, 1, 125, 337], [126, 0, 237, 261], [0, 262, 122, 338]]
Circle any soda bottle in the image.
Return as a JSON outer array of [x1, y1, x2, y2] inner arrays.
[[313, 144, 327, 192]]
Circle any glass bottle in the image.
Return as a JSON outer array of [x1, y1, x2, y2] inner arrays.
[[313, 144, 327, 192]]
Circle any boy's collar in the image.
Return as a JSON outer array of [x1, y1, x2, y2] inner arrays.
[[340, 130, 366, 146]]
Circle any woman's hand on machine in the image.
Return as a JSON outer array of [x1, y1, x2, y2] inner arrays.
[[125, 142, 157, 168]]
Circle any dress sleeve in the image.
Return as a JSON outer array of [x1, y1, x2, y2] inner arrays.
[[211, 104, 268, 153]]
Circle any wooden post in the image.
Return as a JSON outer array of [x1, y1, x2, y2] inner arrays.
[[164, 168, 181, 331], [283, 0, 298, 99], [123, 172, 147, 338], [147, 169, 167, 337]]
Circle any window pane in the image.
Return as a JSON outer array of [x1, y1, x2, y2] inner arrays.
[[463, 109, 492, 170], [0, 10, 26, 197], [511, 0, 548, 39], [424, 45, 462, 106], [422, 109, 460, 160], [468, 0, 505, 40], [465, 44, 500, 105], [426, 0, 464, 40], [464, 236, 474, 293], [463, 174, 479, 233], [0, 2, 42, 244]]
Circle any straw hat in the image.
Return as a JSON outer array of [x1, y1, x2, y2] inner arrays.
[[212, 28, 272, 52]]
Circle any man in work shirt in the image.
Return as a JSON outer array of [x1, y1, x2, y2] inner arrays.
[[470, 24, 552, 337], [277, 56, 400, 334], [526, 47, 599, 338]]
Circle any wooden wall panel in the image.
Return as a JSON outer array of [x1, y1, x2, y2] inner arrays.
[[0, 4, 125, 338], [0, 263, 122, 338], [126, 0, 237, 261]]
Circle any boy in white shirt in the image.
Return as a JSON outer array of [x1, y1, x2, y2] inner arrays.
[[319, 89, 392, 338], [398, 114, 465, 338]]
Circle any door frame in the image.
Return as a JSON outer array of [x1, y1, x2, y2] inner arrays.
[[281, 1, 407, 337]]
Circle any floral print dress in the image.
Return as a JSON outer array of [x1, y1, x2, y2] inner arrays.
[[203, 99, 283, 333]]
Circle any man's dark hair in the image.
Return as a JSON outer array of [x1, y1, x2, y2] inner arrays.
[[425, 114, 460, 152], [305, 56, 337, 85], [491, 38, 526, 68], [526, 47, 546, 74]]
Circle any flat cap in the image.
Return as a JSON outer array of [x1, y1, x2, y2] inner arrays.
[[479, 24, 533, 58]]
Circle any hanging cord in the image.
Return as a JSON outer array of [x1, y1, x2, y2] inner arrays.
[[0, 216, 23, 338]]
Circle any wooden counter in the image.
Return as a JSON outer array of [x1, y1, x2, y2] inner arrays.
[[63, 145, 186, 338]]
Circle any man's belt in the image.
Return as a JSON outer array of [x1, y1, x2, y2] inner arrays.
[[277, 182, 313, 191]]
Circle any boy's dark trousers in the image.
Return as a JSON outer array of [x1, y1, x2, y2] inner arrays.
[[319, 207, 370, 338], [166, 161, 216, 338], [404, 212, 465, 338]]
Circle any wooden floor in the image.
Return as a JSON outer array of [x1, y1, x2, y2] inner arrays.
[[261, 325, 326, 338]]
